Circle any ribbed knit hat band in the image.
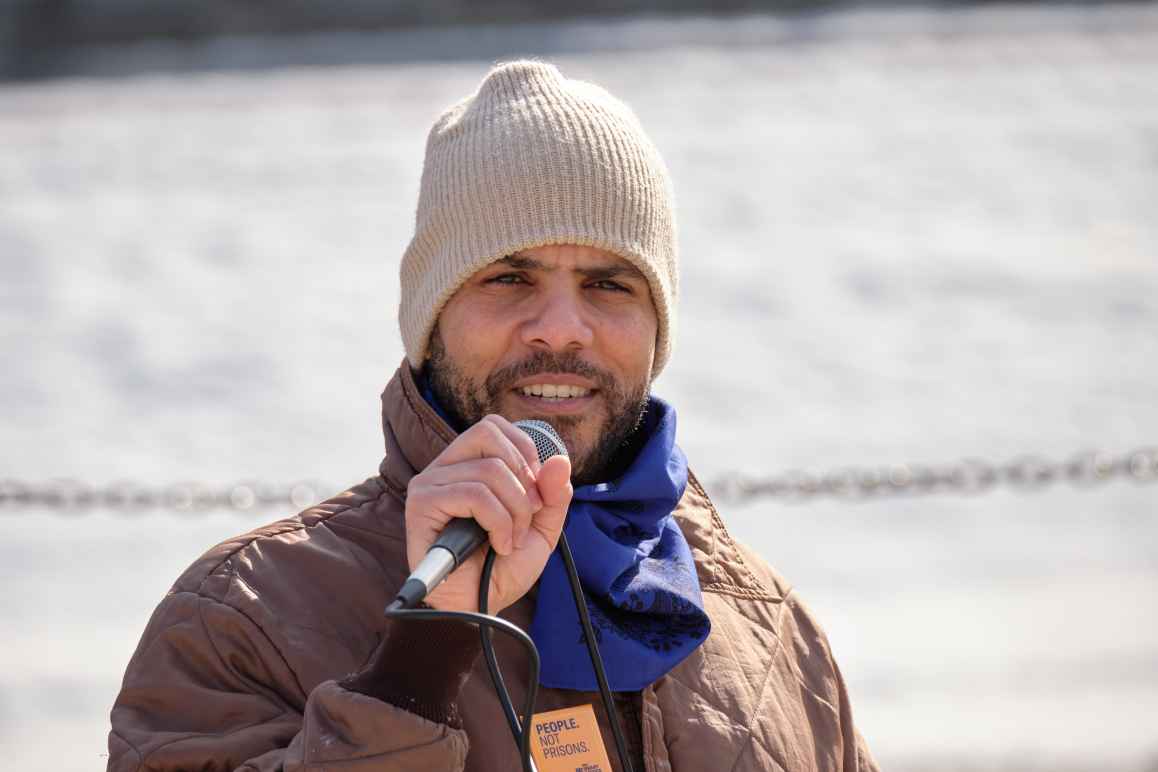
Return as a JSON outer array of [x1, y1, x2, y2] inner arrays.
[[398, 59, 678, 375]]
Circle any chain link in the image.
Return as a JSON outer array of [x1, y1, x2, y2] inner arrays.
[[0, 479, 328, 515], [1, 447, 1155, 514], [709, 447, 1158, 504]]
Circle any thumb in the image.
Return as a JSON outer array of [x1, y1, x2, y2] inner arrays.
[[531, 454, 572, 546]]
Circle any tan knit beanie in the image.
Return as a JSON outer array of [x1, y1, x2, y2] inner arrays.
[[398, 59, 678, 376]]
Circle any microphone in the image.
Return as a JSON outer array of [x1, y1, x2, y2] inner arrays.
[[390, 419, 568, 610]]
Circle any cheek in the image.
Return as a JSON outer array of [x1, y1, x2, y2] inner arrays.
[[595, 307, 657, 371], [438, 300, 515, 374]]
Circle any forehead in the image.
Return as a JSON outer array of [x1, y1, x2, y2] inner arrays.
[[486, 243, 646, 277]]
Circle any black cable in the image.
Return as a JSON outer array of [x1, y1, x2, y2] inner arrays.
[[383, 594, 539, 772], [477, 547, 535, 768], [556, 532, 635, 772], [389, 534, 635, 772], [477, 534, 634, 772]]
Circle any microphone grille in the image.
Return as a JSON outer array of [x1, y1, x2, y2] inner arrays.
[[515, 419, 569, 463]]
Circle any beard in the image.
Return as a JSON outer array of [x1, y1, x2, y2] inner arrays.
[[425, 327, 650, 486]]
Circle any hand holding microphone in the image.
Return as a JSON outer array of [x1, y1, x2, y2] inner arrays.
[[400, 415, 572, 615]]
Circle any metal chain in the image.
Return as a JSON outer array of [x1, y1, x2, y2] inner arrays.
[[0, 479, 329, 515], [709, 447, 1158, 504], [2, 447, 1155, 514]]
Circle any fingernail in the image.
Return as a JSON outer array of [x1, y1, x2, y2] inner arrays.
[[529, 488, 543, 510]]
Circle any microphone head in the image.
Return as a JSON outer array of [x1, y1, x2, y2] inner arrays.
[[514, 419, 569, 462]]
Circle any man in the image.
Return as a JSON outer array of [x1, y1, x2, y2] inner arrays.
[[108, 60, 877, 771]]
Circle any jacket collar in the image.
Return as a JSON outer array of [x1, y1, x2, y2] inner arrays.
[[378, 360, 456, 492], [375, 359, 779, 603]]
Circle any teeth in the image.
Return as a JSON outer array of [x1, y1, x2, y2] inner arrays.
[[519, 384, 591, 399]]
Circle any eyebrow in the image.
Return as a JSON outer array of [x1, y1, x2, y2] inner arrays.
[[497, 254, 647, 282]]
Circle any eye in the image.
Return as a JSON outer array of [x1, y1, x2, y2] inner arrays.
[[486, 273, 528, 286], [590, 279, 630, 293]]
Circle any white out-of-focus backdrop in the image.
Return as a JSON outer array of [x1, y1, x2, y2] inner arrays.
[[2, 4, 1157, 770]]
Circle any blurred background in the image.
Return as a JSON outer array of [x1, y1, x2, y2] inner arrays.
[[2, 1, 1157, 769]]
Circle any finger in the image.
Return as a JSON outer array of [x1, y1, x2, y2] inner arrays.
[[529, 454, 572, 552], [407, 480, 516, 556], [431, 416, 539, 492], [419, 458, 542, 543], [480, 414, 543, 475]]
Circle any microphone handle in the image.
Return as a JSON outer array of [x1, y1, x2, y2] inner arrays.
[[433, 516, 489, 559], [389, 418, 567, 611], [391, 518, 487, 609]]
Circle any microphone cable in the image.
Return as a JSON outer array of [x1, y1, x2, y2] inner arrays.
[[381, 598, 540, 771], [383, 531, 635, 772]]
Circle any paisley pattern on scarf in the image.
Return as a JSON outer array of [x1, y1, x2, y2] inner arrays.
[[583, 550, 712, 655], [531, 397, 712, 691]]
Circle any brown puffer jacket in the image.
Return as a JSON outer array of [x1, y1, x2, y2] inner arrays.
[[107, 363, 878, 771]]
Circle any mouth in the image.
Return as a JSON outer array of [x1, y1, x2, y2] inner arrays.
[[516, 382, 591, 400], [510, 382, 598, 414]]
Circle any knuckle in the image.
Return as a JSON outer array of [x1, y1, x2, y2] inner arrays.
[[463, 418, 490, 438], [512, 440, 535, 468], [479, 420, 505, 446], [464, 481, 492, 505], [517, 435, 540, 464], [514, 444, 536, 468], [483, 456, 508, 477]]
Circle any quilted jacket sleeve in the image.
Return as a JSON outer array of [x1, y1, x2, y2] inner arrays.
[[106, 590, 470, 771], [784, 591, 880, 772], [833, 659, 879, 772]]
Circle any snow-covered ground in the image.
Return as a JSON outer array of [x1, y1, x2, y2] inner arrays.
[[2, 4, 1157, 770]]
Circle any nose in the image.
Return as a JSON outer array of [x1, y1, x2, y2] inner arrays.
[[519, 285, 595, 354]]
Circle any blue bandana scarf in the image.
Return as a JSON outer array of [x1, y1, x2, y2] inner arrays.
[[418, 375, 711, 691]]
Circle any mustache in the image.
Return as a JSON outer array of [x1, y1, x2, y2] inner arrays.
[[484, 351, 618, 397]]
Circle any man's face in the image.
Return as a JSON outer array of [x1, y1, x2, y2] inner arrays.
[[427, 243, 658, 485]]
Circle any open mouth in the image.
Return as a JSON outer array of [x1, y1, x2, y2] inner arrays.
[[511, 382, 598, 413], [516, 383, 592, 401]]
